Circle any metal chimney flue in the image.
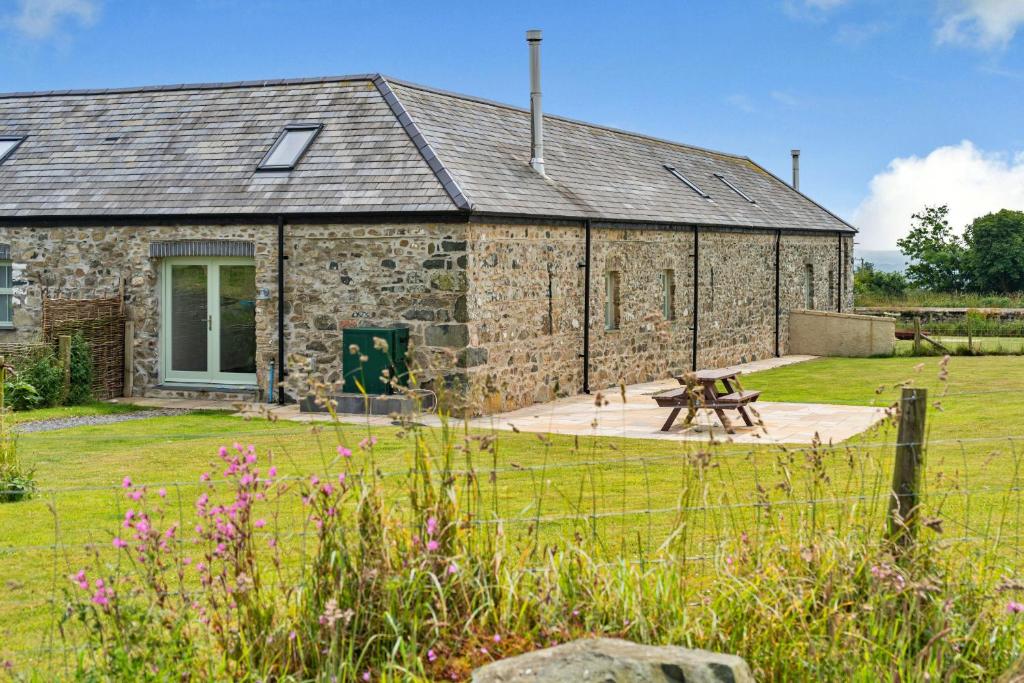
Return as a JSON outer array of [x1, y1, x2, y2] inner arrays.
[[791, 149, 800, 191], [527, 29, 545, 175]]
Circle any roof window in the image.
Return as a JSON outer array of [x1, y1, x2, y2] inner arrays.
[[257, 124, 322, 170], [664, 164, 709, 199], [0, 137, 24, 165], [714, 173, 756, 204]]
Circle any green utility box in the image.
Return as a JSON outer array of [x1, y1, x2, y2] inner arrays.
[[341, 327, 409, 395]]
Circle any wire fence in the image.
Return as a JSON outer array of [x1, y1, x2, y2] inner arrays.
[[4, 391, 1024, 668]]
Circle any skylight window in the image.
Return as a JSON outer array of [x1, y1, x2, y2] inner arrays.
[[257, 124, 322, 171], [664, 164, 709, 199], [714, 173, 756, 204], [0, 137, 24, 165]]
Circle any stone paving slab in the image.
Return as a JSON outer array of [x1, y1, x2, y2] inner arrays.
[[112, 355, 886, 445]]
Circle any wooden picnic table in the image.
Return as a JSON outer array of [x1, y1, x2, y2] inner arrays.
[[652, 368, 761, 433]]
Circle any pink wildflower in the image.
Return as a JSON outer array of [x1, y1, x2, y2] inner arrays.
[[121, 476, 132, 489], [112, 537, 127, 549], [157, 487, 167, 498], [310, 475, 320, 487], [426, 516, 438, 536], [493, 634, 501, 644], [338, 472, 347, 485], [337, 445, 352, 458], [1009, 601, 1024, 614], [218, 446, 228, 458], [321, 483, 334, 496], [129, 489, 144, 501], [199, 472, 211, 482], [254, 518, 267, 529], [267, 466, 277, 478], [358, 436, 377, 450], [427, 649, 437, 662], [427, 540, 439, 552], [71, 570, 88, 590], [362, 672, 371, 682], [447, 563, 458, 575]]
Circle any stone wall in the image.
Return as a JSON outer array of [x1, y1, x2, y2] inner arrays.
[[0, 221, 469, 401], [463, 223, 852, 413], [280, 222, 468, 400], [0, 220, 853, 413], [0, 224, 278, 396]]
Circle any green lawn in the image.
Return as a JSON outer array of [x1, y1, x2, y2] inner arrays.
[[3, 355, 1024, 671], [4, 401, 145, 425]]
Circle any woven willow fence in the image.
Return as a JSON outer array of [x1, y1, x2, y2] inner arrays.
[[42, 297, 126, 399]]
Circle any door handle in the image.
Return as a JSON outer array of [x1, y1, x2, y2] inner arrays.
[[208, 315, 212, 331]]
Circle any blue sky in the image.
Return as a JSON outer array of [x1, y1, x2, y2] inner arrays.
[[3, 0, 1024, 250]]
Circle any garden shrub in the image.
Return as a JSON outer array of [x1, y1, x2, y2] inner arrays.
[[66, 333, 93, 405], [2, 376, 40, 411], [21, 353, 64, 408]]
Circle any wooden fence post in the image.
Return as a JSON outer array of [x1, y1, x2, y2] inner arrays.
[[913, 317, 922, 355], [967, 312, 973, 353], [58, 334, 72, 400], [888, 387, 928, 546], [123, 319, 134, 398]]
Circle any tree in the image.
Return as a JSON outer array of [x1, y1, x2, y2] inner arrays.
[[964, 209, 1024, 293], [896, 206, 970, 292], [854, 261, 908, 299]]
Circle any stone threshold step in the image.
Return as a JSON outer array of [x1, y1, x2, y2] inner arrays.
[[300, 391, 436, 416]]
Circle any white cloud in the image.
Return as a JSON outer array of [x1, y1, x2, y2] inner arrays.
[[782, 0, 849, 20], [852, 141, 1024, 249], [5, 0, 98, 40], [937, 0, 1024, 49]]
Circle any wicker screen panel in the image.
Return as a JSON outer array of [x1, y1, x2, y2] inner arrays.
[[42, 297, 125, 400]]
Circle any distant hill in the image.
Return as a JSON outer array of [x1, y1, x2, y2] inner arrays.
[[854, 249, 907, 273]]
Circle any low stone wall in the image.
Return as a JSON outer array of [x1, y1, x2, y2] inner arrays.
[[789, 309, 894, 357]]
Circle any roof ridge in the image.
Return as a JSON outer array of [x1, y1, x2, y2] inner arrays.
[[0, 73, 380, 100], [373, 76, 473, 212], [382, 75, 751, 163]]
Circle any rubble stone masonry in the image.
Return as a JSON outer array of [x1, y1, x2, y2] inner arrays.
[[0, 221, 851, 412]]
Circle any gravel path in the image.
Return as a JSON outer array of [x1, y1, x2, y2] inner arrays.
[[14, 408, 193, 433]]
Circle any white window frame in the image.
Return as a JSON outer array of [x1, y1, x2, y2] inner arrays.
[[0, 260, 12, 328]]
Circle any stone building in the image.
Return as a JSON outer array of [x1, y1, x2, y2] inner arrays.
[[0, 56, 855, 413]]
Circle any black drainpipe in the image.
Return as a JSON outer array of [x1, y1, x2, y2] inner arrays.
[[276, 216, 287, 405], [774, 230, 782, 357], [580, 218, 592, 394], [691, 226, 700, 371], [837, 232, 843, 312]]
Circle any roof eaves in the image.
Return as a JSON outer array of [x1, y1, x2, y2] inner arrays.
[[373, 75, 474, 212]]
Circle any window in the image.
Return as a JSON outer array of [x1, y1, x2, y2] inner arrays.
[[661, 269, 676, 320], [0, 137, 24, 165], [714, 173, 756, 203], [604, 271, 621, 331], [664, 164, 710, 199], [804, 263, 815, 309], [257, 124, 322, 170], [828, 269, 835, 309], [0, 261, 12, 327]]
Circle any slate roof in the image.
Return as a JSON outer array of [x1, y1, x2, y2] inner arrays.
[[0, 74, 854, 232]]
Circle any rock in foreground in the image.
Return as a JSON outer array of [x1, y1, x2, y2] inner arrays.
[[471, 637, 754, 682]]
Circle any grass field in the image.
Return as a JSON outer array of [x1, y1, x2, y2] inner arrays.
[[3, 356, 1024, 676]]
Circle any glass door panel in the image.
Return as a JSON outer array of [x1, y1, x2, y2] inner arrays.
[[170, 264, 208, 373], [218, 265, 257, 375]]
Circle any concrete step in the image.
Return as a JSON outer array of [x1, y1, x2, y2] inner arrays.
[[300, 391, 436, 416], [144, 384, 260, 403]]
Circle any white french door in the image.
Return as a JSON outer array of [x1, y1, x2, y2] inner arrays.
[[160, 258, 258, 386]]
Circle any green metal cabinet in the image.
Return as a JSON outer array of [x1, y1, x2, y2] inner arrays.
[[341, 327, 409, 395]]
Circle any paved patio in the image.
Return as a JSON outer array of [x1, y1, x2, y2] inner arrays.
[[115, 355, 887, 445]]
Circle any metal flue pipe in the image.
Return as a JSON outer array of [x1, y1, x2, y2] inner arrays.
[[527, 29, 545, 175]]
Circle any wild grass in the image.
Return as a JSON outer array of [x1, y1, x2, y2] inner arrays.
[[2, 356, 1024, 680], [856, 290, 1024, 309]]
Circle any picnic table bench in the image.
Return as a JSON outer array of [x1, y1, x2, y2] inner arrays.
[[653, 368, 760, 433]]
